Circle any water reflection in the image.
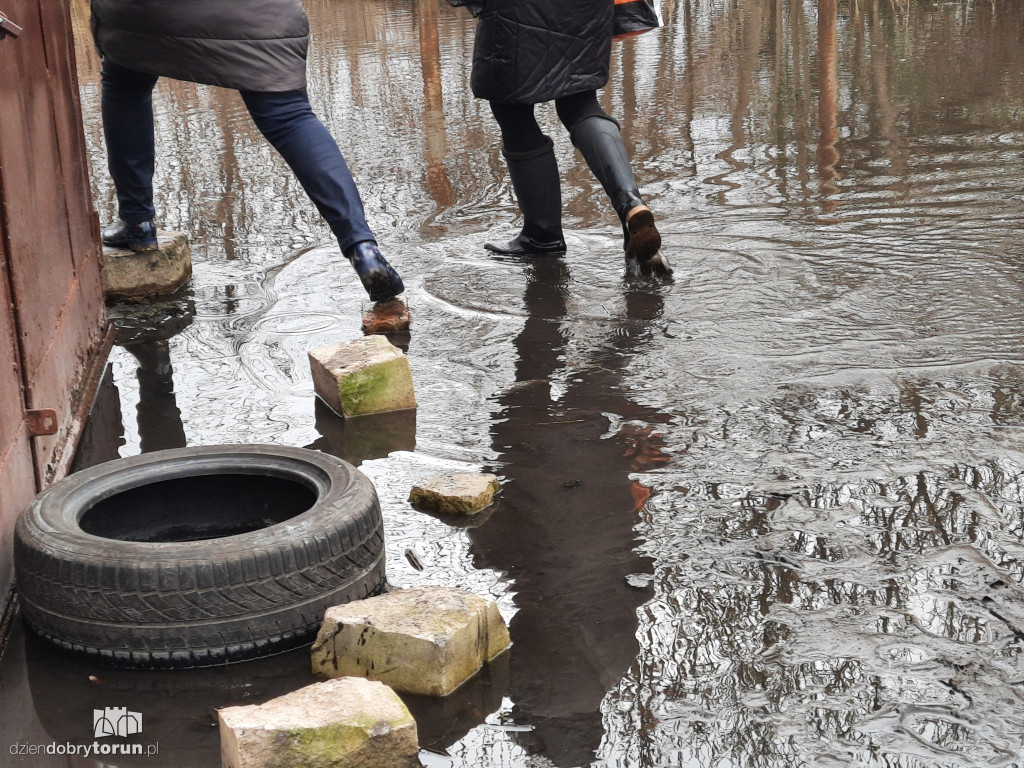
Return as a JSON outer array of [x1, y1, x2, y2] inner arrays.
[[306, 400, 416, 466], [816, 0, 840, 210], [108, 298, 195, 453], [602, 382, 1024, 767], [23, 628, 314, 768], [121, 341, 187, 453], [416, 0, 455, 217], [467, 258, 670, 767]]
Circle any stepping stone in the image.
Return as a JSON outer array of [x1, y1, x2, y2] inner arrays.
[[362, 299, 411, 334], [219, 677, 418, 768], [102, 230, 191, 300], [311, 587, 510, 697], [309, 335, 417, 418], [409, 473, 500, 515]]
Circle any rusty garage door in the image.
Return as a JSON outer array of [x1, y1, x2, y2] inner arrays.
[[0, 0, 110, 615]]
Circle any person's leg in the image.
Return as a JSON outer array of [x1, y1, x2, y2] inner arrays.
[[241, 89, 403, 301], [557, 91, 662, 265], [490, 102, 548, 154], [485, 102, 565, 255], [100, 59, 159, 250]]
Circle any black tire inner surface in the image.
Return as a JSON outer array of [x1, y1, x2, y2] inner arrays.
[[78, 473, 318, 542]]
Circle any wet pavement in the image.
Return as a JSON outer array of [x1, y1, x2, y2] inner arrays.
[[4, 0, 1024, 765]]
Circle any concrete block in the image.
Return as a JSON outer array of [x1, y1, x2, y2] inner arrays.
[[102, 230, 191, 300], [218, 677, 418, 768], [309, 336, 417, 418], [362, 299, 411, 334], [311, 587, 511, 697], [409, 473, 500, 515]]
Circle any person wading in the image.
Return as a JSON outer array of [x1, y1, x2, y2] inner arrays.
[[469, 0, 667, 272], [90, 0, 405, 303]]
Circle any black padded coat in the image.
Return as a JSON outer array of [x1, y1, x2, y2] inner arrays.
[[90, 0, 310, 92], [470, 0, 614, 105]]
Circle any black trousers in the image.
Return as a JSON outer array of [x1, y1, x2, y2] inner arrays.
[[489, 90, 610, 153]]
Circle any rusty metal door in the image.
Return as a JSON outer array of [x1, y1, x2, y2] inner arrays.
[[0, 0, 109, 607]]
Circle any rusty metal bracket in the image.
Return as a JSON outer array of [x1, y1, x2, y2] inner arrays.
[[0, 11, 22, 39], [27, 409, 58, 437]]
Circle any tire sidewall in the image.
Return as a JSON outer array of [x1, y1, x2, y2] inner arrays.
[[16, 444, 375, 566]]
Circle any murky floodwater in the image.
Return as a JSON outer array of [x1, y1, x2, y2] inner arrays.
[[4, 0, 1024, 765]]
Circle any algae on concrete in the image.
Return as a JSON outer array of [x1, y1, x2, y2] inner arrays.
[[337, 356, 412, 417], [311, 587, 511, 697], [309, 336, 417, 419], [219, 677, 418, 768], [275, 717, 415, 768]]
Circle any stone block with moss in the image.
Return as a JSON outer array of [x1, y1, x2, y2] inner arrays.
[[311, 587, 511, 697], [308, 335, 416, 418], [102, 230, 191, 300], [218, 677, 418, 768]]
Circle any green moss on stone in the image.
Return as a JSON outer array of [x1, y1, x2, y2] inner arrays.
[[337, 358, 411, 417], [275, 714, 410, 768]]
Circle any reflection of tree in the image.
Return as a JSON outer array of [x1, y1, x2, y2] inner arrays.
[[602, 374, 1024, 766], [467, 259, 669, 766], [626, 0, 1024, 214], [816, 0, 840, 210], [416, 0, 454, 212], [73, 0, 1024, 237], [706, 0, 764, 203]]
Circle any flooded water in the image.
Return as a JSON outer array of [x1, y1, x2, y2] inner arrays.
[[4, 0, 1024, 765]]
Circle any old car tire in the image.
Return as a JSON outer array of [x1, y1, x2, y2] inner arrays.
[[14, 445, 386, 668]]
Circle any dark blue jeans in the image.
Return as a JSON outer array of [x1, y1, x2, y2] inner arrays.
[[101, 59, 375, 251]]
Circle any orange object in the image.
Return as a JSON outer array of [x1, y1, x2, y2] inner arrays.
[[613, 0, 662, 40]]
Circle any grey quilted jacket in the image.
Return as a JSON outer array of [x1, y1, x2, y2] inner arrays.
[[91, 0, 309, 92]]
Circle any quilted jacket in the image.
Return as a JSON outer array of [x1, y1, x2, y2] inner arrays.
[[90, 0, 309, 92], [471, 0, 614, 104]]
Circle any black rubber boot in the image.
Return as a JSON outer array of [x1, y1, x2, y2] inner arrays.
[[344, 241, 405, 303], [485, 136, 566, 256], [570, 116, 662, 264]]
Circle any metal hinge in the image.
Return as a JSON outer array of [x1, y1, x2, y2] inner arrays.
[[0, 11, 22, 39], [27, 409, 58, 437]]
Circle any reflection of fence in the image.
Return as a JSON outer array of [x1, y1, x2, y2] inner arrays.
[[0, 0, 109, 624]]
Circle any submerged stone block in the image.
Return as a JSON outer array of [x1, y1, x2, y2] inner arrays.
[[311, 587, 511, 697], [102, 230, 191, 300], [409, 473, 500, 515], [362, 299, 411, 334], [218, 677, 418, 768], [309, 335, 417, 418]]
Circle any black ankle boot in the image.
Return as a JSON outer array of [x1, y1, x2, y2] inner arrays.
[[345, 241, 405, 302], [102, 219, 158, 251], [570, 116, 661, 263], [484, 232, 566, 256], [485, 136, 566, 256]]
